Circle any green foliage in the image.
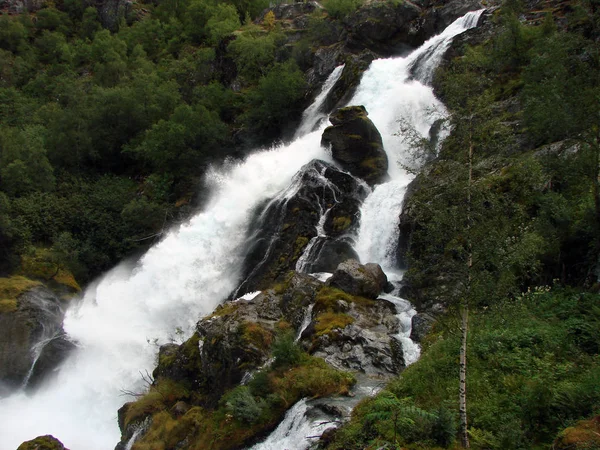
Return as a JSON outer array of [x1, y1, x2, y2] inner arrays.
[[227, 28, 280, 80], [271, 331, 303, 368], [244, 60, 306, 134], [323, 0, 363, 19], [206, 3, 240, 45], [328, 288, 600, 449], [0, 126, 55, 197], [222, 386, 265, 424]]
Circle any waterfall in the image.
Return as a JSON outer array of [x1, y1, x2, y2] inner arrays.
[[295, 65, 345, 138], [248, 399, 332, 450], [0, 133, 329, 450], [0, 10, 484, 450], [353, 10, 485, 279]]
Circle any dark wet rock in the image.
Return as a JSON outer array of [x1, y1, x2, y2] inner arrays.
[[344, 1, 422, 54], [410, 312, 436, 342], [322, 106, 388, 185], [323, 52, 376, 111], [257, 1, 319, 21], [0, 0, 43, 13], [328, 259, 388, 299], [17, 435, 68, 450], [0, 286, 74, 395], [234, 160, 368, 296]]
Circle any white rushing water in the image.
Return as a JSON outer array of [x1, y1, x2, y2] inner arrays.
[[0, 132, 329, 450], [353, 10, 485, 278], [248, 399, 331, 450], [0, 10, 483, 450], [294, 65, 345, 138]]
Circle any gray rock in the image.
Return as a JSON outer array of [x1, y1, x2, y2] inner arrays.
[[328, 259, 388, 299], [0, 286, 74, 395], [409, 312, 436, 342], [311, 298, 404, 376], [321, 106, 389, 186]]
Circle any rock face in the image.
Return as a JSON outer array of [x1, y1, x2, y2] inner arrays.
[[344, 0, 422, 54], [321, 106, 389, 185], [234, 159, 368, 296], [328, 259, 388, 299], [0, 286, 74, 395], [322, 52, 376, 111]]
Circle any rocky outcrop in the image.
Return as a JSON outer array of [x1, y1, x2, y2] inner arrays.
[[17, 435, 68, 450], [0, 0, 43, 13], [323, 51, 376, 111], [328, 259, 388, 299], [309, 291, 404, 374], [0, 284, 74, 395], [235, 159, 368, 296], [117, 265, 404, 447], [321, 106, 389, 185], [344, 0, 422, 54]]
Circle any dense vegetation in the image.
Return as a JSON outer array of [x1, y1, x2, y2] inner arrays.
[[0, 0, 357, 283], [327, 1, 600, 448]]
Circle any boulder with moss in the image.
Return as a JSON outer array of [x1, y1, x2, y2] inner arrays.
[[0, 277, 74, 395], [328, 258, 388, 299], [321, 106, 389, 185]]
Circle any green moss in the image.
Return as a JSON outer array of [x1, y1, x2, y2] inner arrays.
[[294, 236, 309, 258], [20, 249, 80, 293], [359, 156, 385, 171], [241, 321, 273, 349], [208, 302, 240, 318], [17, 435, 66, 450], [314, 286, 375, 313], [314, 311, 354, 337], [0, 299, 18, 313], [332, 216, 351, 232], [0, 276, 41, 314], [124, 378, 190, 429]]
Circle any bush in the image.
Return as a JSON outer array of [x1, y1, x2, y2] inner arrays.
[[323, 0, 363, 19], [272, 331, 303, 368], [223, 386, 265, 424]]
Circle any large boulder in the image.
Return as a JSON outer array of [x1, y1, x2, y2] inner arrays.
[[0, 280, 74, 394], [234, 159, 368, 296], [321, 106, 388, 185], [328, 259, 388, 299]]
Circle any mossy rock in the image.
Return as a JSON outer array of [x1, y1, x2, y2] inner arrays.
[[553, 417, 600, 449], [321, 106, 388, 186], [17, 435, 67, 450], [0, 276, 42, 313]]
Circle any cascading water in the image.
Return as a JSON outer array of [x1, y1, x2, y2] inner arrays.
[[252, 10, 484, 450], [0, 133, 329, 450], [294, 65, 345, 138], [0, 10, 483, 450]]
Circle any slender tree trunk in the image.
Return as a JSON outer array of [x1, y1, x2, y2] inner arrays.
[[459, 130, 474, 448], [459, 300, 469, 448]]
